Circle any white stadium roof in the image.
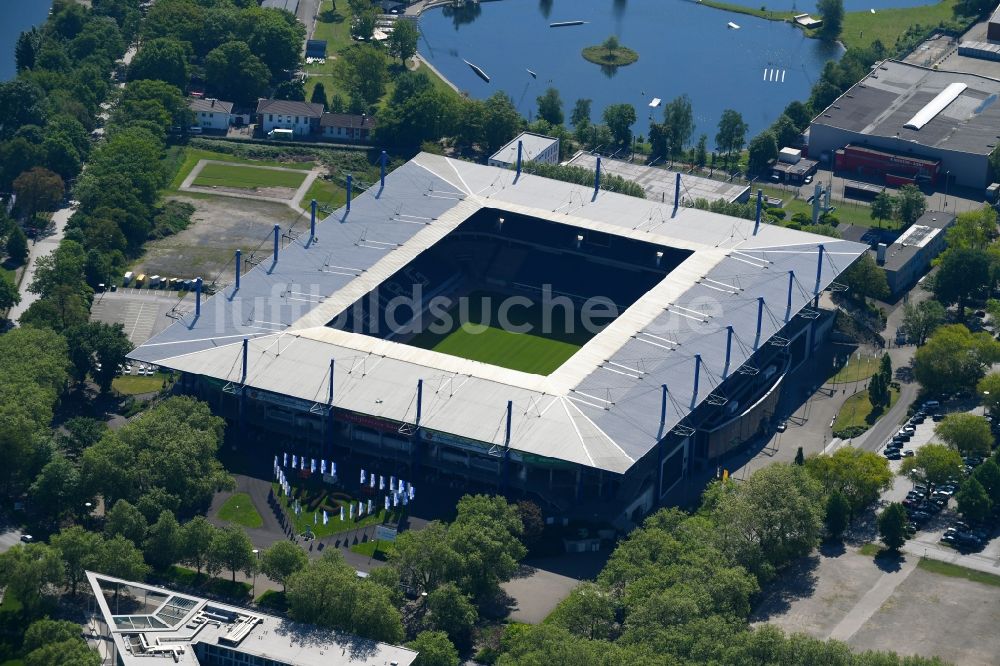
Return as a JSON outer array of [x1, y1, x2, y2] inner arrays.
[[131, 154, 867, 474]]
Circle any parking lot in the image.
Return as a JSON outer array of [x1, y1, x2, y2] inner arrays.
[[90, 288, 192, 346]]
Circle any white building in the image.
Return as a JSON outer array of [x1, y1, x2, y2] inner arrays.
[[488, 131, 560, 168], [189, 98, 234, 132], [255, 99, 324, 137]]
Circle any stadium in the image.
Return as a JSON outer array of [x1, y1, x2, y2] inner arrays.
[[130, 153, 867, 524]]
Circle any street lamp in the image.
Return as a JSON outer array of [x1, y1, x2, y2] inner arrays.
[[943, 170, 950, 209], [251, 549, 260, 599], [983, 391, 990, 417]]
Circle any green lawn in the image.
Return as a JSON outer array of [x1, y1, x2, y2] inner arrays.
[[217, 492, 263, 529], [272, 481, 403, 538], [918, 557, 1000, 587], [829, 352, 880, 384], [193, 163, 308, 190], [857, 542, 885, 557], [350, 539, 396, 560], [833, 386, 900, 434], [112, 372, 170, 396], [300, 177, 347, 212], [760, 185, 898, 231], [168, 148, 314, 191], [840, 0, 961, 51], [407, 290, 603, 375], [698, 0, 795, 22]]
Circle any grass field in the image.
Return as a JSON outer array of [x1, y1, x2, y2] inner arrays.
[[112, 372, 169, 396], [840, 0, 961, 51], [272, 481, 403, 538], [217, 492, 263, 529], [829, 353, 880, 384], [193, 163, 308, 191], [407, 290, 607, 375], [300, 177, 347, 212], [832, 386, 900, 433], [167, 147, 314, 191], [918, 557, 1000, 587], [350, 539, 396, 560]]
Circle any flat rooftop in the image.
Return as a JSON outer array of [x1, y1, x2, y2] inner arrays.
[[130, 154, 866, 474], [812, 59, 1000, 157], [566, 152, 750, 204], [86, 572, 417, 666], [881, 211, 955, 271], [489, 131, 559, 165]]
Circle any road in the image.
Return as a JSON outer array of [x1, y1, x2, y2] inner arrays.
[[8, 204, 76, 323]]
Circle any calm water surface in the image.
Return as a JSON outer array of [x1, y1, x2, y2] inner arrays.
[[420, 0, 849, 139], [0, 1, 53, 81]]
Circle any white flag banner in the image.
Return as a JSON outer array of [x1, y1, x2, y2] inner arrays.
[[301, 457, 306, 471], [311, 458, 316, 474], [379, 475, 385, 490], [408, 485, 415, 500], [323, 510, 329, 525], [331, 462, 337, 476], [402, 492, 408, 506], [292, 454, 298, 468], [360, 469, 366, 484], [385, 495, 390, 511], [314, 511, 318, 524], [349, 503, 355, 519], [321, 459, 327, 475], [370, 474, 376, 488], [390, 476, 396, 491], [393, 492, 398, 507], [340, 506, 345, 521], [283, 452, 288, 466], [367, 499, 374, 514]]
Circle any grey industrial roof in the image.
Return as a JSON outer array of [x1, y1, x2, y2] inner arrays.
[[489, 132, 559, 165], [881, 211, 954, 271], [256, 99, 324, 118], [130, 154, 867, 473], [811, 59, 1000, 157], [566, 152, 751, 204], [189, 98, 233, 114], [86, 571, 417, 666]]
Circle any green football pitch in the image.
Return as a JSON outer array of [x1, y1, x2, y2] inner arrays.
[[408, 291, 612, 375], [193, 163, 308, 190]]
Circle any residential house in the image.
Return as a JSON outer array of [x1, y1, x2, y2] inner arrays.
[[189, 97, 233, 132], [320, 113, 376, 143], [256, 99, 324, 137]]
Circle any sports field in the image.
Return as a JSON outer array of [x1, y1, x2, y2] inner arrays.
[[408, 290, 612, 374], [193, 163, 308, 190]]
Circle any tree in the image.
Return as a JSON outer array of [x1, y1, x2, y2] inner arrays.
[[914, 325, 1000, 395], [747, 131, 778, 175], [570, 98, 591, 129], [23, 619, 99, 666], [0, 79, 46, 140], [840, 253, 889, 302], [771, 114, 800, 151], [286, 551, 404, 643], [246, 8, 304, 75], [94, 534, 150, 582], [934, 248, 990, 319], [334, 44, 388, 107], [205, 41, 270, 107], [662, 94, 694, 159], [0, 544, 64, 616], [602, 103, 636, 148], [391, 521, 462, 593], [547, 581, 615, 640], [901, 443, 964, 487], [956, 477, 992, 523], [715, 109, 748, 170], [208, 525, 255, 582], [972, 458, 1000, 505], [66, 322, 133, 392], [448, 494, 526, 600], [105, 499, 149, 544], [15, 27, 42, 72], [14, 168, 64, 217], [878, 502, 908, 552], [817, 0, 845, 40], [145, 510, 184, 570], [408, 631, 459, 666], [712, 464, 825, 578], [935, 413, 993, 457], [516, 500, 544, 547], [895, 184, 926, 227], [870, 191, 895, 227], [805, 447, 893, 517], [602, 35, 620, 55], [824, 490, 851, 539], [30, 453, 83, 525], [694, 134, 708, 167], [481, 92, 523, 154], [310, 81, 328, 110], [51, 526, 102, 596], [182, 516, 217, 575], [900, 299, 945, 346], [946, 206, 997, 250], [536, 87, 564, 126], [128, 37, 189, 89], [6, 225, 28, 265], [426, 583, 477, 649], [273, 79, 305, 101], [0, 276, 20, 313], [261, 540, 307, 591], [387, 18, 419, 62]]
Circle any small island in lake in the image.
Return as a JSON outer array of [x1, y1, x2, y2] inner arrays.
[[582, 35, 639, 66]]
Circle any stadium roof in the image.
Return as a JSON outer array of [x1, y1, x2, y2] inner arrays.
[[85, 571, 417, 666], [566, 152, 751, 204], [130, 154, 867, 474], [811, 59, 1000, 157]]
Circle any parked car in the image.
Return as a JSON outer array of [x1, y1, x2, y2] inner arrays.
[[932, 413, 945, 422], [776, 420, 787, 433], [903, 449, 915, 457]]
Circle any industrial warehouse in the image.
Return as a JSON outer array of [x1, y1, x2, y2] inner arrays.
[[129, 153, 866, 523], [808, 59, 1000, 189]]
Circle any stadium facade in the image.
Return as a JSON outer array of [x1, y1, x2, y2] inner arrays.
[[130, 154, 866, 522]]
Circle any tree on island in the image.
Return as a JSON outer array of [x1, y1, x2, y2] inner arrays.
[[603, 35, 620, 57], [817, 0, 844, 41]]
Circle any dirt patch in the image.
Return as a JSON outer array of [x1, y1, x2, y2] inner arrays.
[[133, 194, 308, 285], [186, 185, 299, 200]]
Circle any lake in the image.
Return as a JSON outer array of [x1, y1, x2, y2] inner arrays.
[[418, 0, 847, 140], [0, 1, 53, 81]]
